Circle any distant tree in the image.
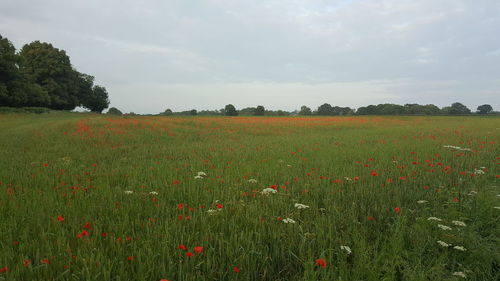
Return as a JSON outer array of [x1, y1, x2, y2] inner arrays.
[[356, 105, 377, 115], [161, 108, 173, 116], [238, 107, 255, 116], [75, 73, 109, 113], [107, 107, 123, 115], [189, 109, 197, 115], [317, 103, 334, 115], [224, 104, 238, 116], [477, 104, 493, 114], [254, 105, 265, 116], [446, 102, 471, 115], [299, 105, 312, 115]]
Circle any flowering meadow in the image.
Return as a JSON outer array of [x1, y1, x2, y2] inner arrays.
[[0, 114, 499, 281]]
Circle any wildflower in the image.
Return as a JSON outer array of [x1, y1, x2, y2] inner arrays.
[[437, 240, 451, 247], [101, 232, 107, 238], [124, 190, 133, 194], [294, 203, 310, 210], [177, 203, 184, 210], [248, 179, 258, 183], [452, 272, 467, 278], [474, 168, 485, 175], [340, 245, 352, 254], [467, 191, 477, 196], [194, 175, 203, 179], [453, 246, 467, 251], [315, 258, 326, 268], [177, 244, 186, 250], [186, 252, 193, 257], [0, 267, 8, 273], [394, 207, 401, 214], [160, 279, 169, 281], [261, 188, 277, 195], [76, 230, 89, 239], [452, 220, 466, 227], [42, 258, 50, 264], [207, 209, 217, 214], [83, 222, 92, 229], [149, 191, 158, 195], [233, 266, 239, 273], [56, 215, 65, 222], [215, 203, 223, 209], [367, 216, 374, 221], [427, 217, 442, 221], [417, 200, 428, 204], [437, 224, 452, 230], [178, 214, 185, 221], [23, 259, 31, 267], [452, 197, 460, 202], [282, 218, 296, 224], [197, 171, 207, 177], [494, 206, 500, 209], [127, 256, 133, 261], [194, 246, 203, 254]]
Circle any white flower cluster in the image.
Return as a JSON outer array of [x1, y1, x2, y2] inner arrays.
[[282, 218, 296, 224], [443, 145, 472, 152], [453, 246, 467, 252], [149, 191, 159, 195], [452, 220, 466, 227], [195, 171, 207, 179], [124, 190, 133, 194], [417, 200, 428, 204], [294, 203, 310, 210], [340, 245, 352, 254], [261, 188, 277, 195], [452, 272, 467, 278], [474, 168, 485, 175], [437, 240, 451, 247], [427, 217, 442, 222], [248, 179, 258, 183], [437, 224, 452, 231]]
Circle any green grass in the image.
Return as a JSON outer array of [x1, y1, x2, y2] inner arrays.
[[0, 113, 499, 281]]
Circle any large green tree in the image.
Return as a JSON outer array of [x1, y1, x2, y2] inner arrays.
[[476, 104, 493, 114], [224, 104, 238, 116]]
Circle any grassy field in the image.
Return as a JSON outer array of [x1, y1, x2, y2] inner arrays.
[[0, 113, 499, 281]]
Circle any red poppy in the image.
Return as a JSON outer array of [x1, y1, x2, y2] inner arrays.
[[160, 279, 169, 281], [178, 214, 185, 221], [270, 185, 277, 190], [43, 163, 49, 167], [56, 215, 64, 222], [368, 216, 374, 221], [177, 244, 186, 250], [496, 174, 500, 178], [83, 222, 92, 229], [101, 232, 107, 238], [315, 258, 326, 268], [233, 266, 239, 273], [42, 258, 50, 264], [394, 207, 400, 214], [452, 197, 460, 202], [0, 267, 8, 273], [177, 203, 184, 210], [215, 203, 223, 209], [194, 246, 203, 254], [186, 252, 193, 257], [76, 230, 88, 239], [23, 259, 30, 267], [127, 256, 133, 261]]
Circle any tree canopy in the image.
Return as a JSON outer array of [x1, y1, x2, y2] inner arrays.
[[0, 35, 110, 112]]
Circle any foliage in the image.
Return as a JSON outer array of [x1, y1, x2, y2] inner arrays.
[[254, 105, 265, 116], [224, 104, 238, 116], [107, 107, 123, 115], [299, 105, 312, 115], [477, 104, 493, 114]]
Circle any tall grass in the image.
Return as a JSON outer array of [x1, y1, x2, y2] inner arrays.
[[0, 114, 499, 281]]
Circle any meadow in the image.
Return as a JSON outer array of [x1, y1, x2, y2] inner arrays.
[[0, 114, 499, 281]]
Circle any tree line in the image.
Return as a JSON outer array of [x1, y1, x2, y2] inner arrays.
[[0, 34, 109, 112], [119, 102, 494, 117]]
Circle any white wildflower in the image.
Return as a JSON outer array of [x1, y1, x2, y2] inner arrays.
[[124, 190, 133, 194], [437, 240, 451, 247], [282, 218, 296, 224], [344, 177, 352, 181], [261, 188, 277, 195], [494, 206, 500, 210], [248, 179, 258, 183], [207, 209, 217, 214], [453, 246, 467, 252], [467, 191, 477, 196], [194, 175, 203, 179], [474, 169, 485, 175], [427, 217, 442, 222], [340, 245, 352, 254], [149, 191, 159, 195], [417, 200, 428, 204], [452, 220, 466, 227], [443, 145, 472, 152], [287, 164, 292, 167], [294, 203, 310, 210], [197, 171, 207, 177], [452, 272, 467, 278], [437, 224, 452, 231]]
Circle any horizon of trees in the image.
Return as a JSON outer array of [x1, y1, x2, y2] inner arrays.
[[0, 34, 110, 112], [147, 102, 497, 117]]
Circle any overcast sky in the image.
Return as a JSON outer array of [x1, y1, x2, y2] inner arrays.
[[1, 0, 499, 113]]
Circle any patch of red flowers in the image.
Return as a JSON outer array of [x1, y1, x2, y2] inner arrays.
[[83, 222, 92, 229], [0, 267, 8, 273], [177, 244, 186, 250], [315, 258, 326, 268]]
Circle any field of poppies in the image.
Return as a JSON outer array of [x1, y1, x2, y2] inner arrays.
[[0, 113, 499, 281]]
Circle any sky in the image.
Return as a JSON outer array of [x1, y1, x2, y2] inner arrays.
[[1, 0, 499, 114]]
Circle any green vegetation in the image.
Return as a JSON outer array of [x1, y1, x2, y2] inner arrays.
[[0, 114, 499, 281]]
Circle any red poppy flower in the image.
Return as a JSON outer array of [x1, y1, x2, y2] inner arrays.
[[452, 197, 460, 202], [496, 174, 500, 178], [42, 258, 50, 264], [186, 252, 193, 257], [160, 279, 169, 281], [178, 214, 185, 221], [315, 258, 326, 268], [368, 216, 374, 221], [43, 163, 49, 167], [177, 203, 184, 210], [101, 232, 107, 238], [194, 246, 203, 254], [83, 222, 92, 229], [127, 256, 133, 261], [23, 259, 30, 267], [177, 244, 186, 250], [215, 203, 223, 209], [394, 207, 400, 214], [56, 215, 64, 222], [0, 267, 8, 273], [233, 266, 239, 273]]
